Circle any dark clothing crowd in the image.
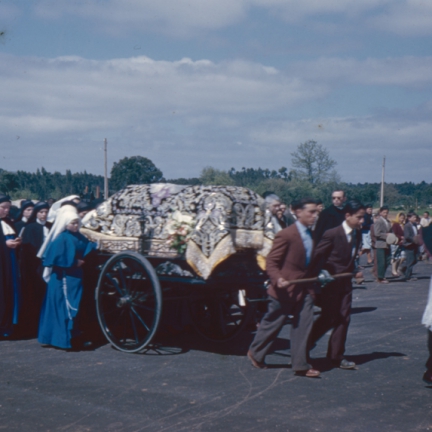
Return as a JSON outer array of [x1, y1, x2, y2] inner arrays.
[[1, 191, 432, 383], [0, 194, 96, 349]]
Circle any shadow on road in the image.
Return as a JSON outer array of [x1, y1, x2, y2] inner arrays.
[[351, 307, 377, 314]]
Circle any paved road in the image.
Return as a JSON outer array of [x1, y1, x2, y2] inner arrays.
[[1, 259, 432, 432]]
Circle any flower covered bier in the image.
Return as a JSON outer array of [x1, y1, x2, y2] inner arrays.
[[81, 184, 274, 279]]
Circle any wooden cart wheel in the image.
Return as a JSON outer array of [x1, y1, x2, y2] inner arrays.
[[96, 252, 162, 353], [188, 288, 254, 342]]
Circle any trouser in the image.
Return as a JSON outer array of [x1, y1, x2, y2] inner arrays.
[[309, 285, 352, 361], [376, 248, 391, 279], [404, 248, 418, 280], [426, 330, 432, 372], [249, 294, 314, 371]]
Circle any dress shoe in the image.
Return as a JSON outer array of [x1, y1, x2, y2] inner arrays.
[[247, 350, 267, 369], [333, 359, 356, 369], [422, 371, 432, 384], [295, 368, 320, 378]]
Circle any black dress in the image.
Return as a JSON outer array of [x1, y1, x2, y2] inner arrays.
[[0, 219, 20, 337], [19, 221, 52, 336]]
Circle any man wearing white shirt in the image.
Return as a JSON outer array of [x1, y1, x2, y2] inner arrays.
[[308, 200, 365, 370]]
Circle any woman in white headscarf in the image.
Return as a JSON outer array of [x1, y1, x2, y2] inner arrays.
[[46, 195, 80, 223], [422, 277, 432, 383], [37, 205, 96, 349]]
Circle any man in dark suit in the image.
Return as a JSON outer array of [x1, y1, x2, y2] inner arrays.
[[308, 200, 365, 369], [313, 190, 346, 244], [248, 198, 320, 377], [403, 212, 419, 281], [283, 202, 297, 227]]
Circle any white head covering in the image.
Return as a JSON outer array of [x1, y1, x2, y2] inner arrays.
[[38, 206, 80, 282], [422, 276, 432, 330], [47, 195, 80, 223]]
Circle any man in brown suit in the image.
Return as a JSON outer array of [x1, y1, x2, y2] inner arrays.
[[248, 198, 320, 377], [308, 200, 365, 369]]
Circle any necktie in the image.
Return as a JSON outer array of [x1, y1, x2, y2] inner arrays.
[[305, 228, 313, 265]]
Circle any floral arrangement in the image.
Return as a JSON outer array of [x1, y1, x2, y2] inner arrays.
[[165, 210, 195, 255]]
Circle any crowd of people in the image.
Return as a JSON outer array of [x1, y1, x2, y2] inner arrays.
[[0, 194, 96, 349], [1, 188, 432, 383], [251, 190, 432, 380]]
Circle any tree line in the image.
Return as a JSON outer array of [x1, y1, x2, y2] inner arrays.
[[1, 141, 431, 209]]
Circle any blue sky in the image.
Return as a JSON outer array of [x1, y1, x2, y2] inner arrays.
[[1, 0, 431, 183]]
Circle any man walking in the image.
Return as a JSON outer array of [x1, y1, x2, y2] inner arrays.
[[313, 190, 346, 244], [248, 198, 320, 377], [374, 206, 392, 284], [308, 200, 365, 369], [403, 212, 419, 281]]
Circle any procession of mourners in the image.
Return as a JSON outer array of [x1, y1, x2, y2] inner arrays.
[[1, 186, 431, 383]]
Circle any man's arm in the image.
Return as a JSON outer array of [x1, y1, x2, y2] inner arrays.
[[266, 231, 289, 288]]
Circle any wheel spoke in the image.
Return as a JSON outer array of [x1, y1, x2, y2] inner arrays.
[[129, 310, 140, 344], [106, 274, 123, 296], [132, 303, 155, 312], [131, 306, 150, 332], [117, 262, 129, 292]]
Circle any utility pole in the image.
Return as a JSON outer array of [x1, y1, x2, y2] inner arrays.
[[104, 138, 109, 199], [380, 156, 385, 207]]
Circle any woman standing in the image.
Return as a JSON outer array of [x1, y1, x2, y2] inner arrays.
[[19, 202, 52, 336], [14, 200, 34, 235], [360, 205, 374, 265], [0, 194, 21, 337], [391, 212, 406, 277], [38, 206, 96, 349]]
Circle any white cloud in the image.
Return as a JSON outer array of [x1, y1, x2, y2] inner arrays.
[[369, 0, 432, 36], [290, 56, 432, 88], [34, 0, 249, 36], [0, 53, 325, 135], [33, 0, 432, 38], [1, 52, 431, 183], [247, 113, 432, 182]]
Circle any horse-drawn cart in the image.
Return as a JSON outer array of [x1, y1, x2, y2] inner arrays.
[[81, 184, 274, 353]]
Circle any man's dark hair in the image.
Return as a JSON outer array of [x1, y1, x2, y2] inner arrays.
[[316, 199, 323, 205], [425, 211, 430, 216], [365, 203, 373, 209], [379, 205, 389, 213], [344, 200, 365, 215], [292, 198, 317, 211], [332, 190, 345, 197], [407, 212, 417, 219]]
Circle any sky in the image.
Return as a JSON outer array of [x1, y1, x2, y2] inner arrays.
[[1, 0, 431, 183]]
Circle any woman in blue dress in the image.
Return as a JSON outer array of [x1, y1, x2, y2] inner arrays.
[[0, 194, 21, 337], [38, 206, 96, 349]]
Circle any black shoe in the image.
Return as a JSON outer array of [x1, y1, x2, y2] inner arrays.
[[332, 359, 356, 369], [423, 371, 432, 384]]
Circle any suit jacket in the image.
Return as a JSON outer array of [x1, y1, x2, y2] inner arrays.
[[266, 223, 313, 302], [283, 210, 297, 227], [374, 216, 391, 249], [313, 205, 345, 245], [309, 225, 361, 291], [403, 221, 418, 250]]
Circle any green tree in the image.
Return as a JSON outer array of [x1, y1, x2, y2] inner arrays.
[[0, 171, 19, 194], [110, 156, 164, 191], [200, 167, 235, 186], [291, 140, 337, 185]]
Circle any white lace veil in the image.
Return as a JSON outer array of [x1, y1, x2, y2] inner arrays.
[[47, 195, 80, 223]]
